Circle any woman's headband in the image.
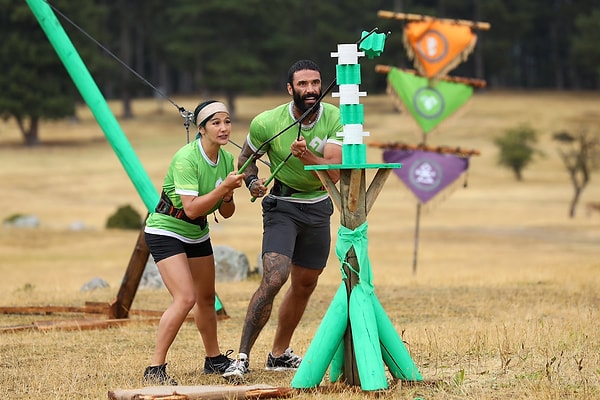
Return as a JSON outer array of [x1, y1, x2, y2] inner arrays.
[[196, 102, 229, 127]]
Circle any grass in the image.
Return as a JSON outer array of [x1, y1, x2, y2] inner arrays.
[[1, 91, 599, 399]]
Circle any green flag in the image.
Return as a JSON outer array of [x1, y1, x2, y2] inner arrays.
[[387, 68, 473, 134]]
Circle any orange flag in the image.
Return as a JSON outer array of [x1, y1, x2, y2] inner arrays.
[[403, 20, 477, 79]]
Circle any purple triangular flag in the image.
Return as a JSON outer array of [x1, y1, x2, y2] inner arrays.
[[384, 149, 469, 204]]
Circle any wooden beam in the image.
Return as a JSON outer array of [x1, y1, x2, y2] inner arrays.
[[315, 170, 341, 212], [368, 141, 481, 157], [347, 169, 363, 212], [377, 10, 491, 30], [366, 168, 393, 214], [375, 64, 487, 88]]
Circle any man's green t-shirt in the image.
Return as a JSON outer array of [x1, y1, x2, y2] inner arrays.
[[246, 101, 343, 201], [145, 139, 235, 242]]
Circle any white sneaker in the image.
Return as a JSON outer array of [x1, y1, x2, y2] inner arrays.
[[222, 353, 249, 383]]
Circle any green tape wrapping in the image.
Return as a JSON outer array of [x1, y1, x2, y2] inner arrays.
[[291, 283, 348, 388], [335, 222, 374, 293]]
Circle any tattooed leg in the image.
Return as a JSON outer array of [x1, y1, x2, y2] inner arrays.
[[271, 264, 322, 356], [239, 252, 291, 356]]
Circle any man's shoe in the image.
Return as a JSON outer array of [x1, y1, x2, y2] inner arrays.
[[222, 353, 249, 382], [204, 350, 234, 374], [143, 363, 178, 385], [265, 348, 302, 371]]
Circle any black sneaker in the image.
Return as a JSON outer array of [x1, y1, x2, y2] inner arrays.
[[143, 363, 178, 385], [204, 350, 234, 374], [222, 353, 249, 383], [265, 348, 302, 371]]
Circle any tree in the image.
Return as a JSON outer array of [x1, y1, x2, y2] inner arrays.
[[0, 0, 107, 146], [571, 9, 600, 87], [0, 1, 77, 146], [494, 123, 539, 181], [553, 128, 600, 218]]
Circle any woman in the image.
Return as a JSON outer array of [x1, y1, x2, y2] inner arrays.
[[143, 100, 245, 385]]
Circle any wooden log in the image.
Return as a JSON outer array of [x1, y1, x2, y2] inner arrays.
[[377, 10, 491, 30], [107, 384, 292, 400]]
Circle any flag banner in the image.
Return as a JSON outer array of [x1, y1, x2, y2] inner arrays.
[[387, 68, 473, 134], [383, 149, 469, 204], [403, 20, 476, 79]]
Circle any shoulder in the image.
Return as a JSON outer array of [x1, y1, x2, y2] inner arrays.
[[173, 141, 198, 161], [250, 103, 290, 133]]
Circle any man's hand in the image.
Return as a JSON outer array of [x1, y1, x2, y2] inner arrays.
[[248, 177, 268, 198], [291, 136, 308, 158]]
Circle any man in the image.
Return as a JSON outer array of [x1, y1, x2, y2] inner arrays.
[[223, 59, 343, 381]]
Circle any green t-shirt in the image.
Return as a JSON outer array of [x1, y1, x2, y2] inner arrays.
[[145, 139, 235, 242], [246, 101, 343, 201]]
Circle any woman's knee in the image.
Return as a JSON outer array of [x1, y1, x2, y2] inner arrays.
[[174, 293, 196, 311]]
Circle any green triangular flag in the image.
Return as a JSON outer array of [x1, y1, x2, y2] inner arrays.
[[387, 68, 473, 134]]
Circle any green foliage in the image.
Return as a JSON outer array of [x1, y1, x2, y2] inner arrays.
[[2, 0, 600, 146], [0, 0, 107, 145], [494, 123, 539, 181], [3, 213, 25, 223], [571, 10, 600, 82], [453, 369, 466, 386], [105, 204, 143, 230]]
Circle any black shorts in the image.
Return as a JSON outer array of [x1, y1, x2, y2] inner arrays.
[[261, 195, 334, 270], [145, 233, 213, 263]]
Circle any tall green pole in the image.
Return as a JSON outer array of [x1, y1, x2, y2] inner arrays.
[[25, 0, 159, 211]]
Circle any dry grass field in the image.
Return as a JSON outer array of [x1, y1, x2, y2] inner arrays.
[[1, 91, 599, 399]]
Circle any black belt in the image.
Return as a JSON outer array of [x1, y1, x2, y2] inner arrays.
[[155, 191, 207, 229], [270, 179, 324, 197]]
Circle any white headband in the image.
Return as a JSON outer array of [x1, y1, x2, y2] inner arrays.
[[196, 102, 229, 127]]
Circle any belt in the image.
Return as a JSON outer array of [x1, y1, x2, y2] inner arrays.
[[155, 191, 207, 229], [270, 179, 324, 197]]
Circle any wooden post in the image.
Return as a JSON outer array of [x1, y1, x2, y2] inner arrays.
[[109, 222, 149, 319], [314, 167, 396, 386], [338, 168, 367, 385]]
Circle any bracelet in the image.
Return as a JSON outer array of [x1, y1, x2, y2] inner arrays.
[[244, 174, 258, 188]]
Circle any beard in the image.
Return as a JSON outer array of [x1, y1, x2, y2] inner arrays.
[[292, 89, 321, 113]]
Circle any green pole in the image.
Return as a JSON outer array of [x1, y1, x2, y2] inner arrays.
[[25, 0, 159, 211]]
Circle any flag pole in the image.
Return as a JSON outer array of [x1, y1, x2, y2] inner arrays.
[[412, 201, 421, 275], [377, 10, 491, 30], [374, 65, 487, 88]]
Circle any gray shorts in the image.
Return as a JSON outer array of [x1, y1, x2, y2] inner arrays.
[[261, 195, 334, 270]]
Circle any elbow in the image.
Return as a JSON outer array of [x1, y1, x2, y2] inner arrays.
[[184, 209, 202, 220]]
